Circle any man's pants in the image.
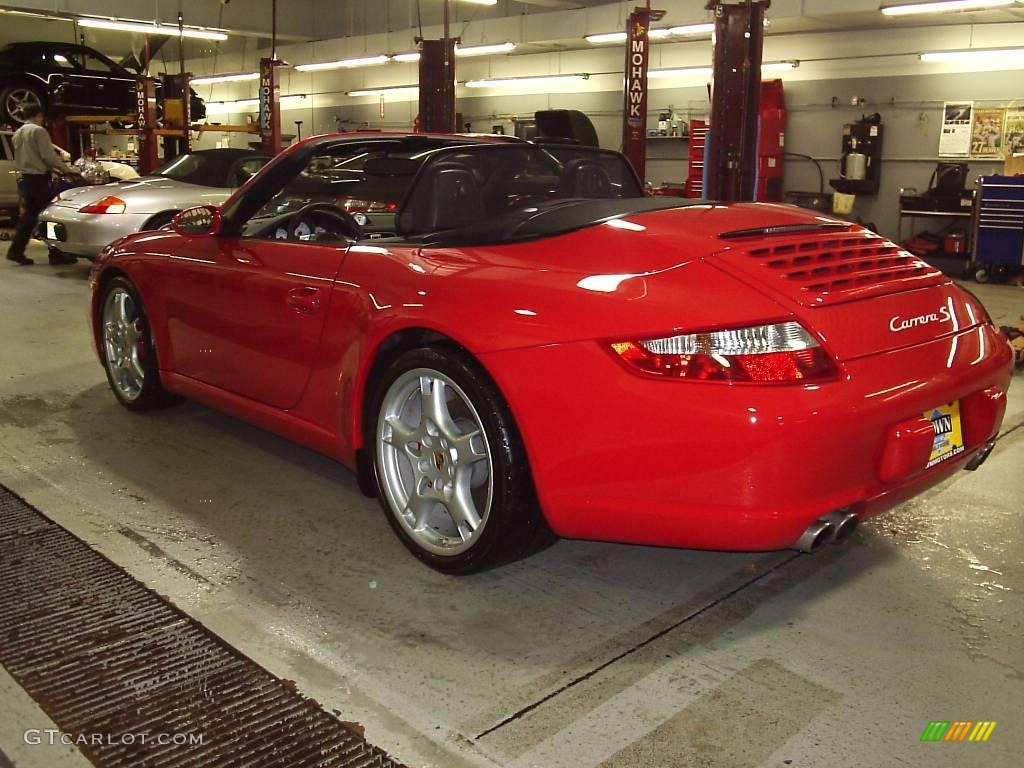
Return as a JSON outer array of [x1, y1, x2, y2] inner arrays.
[[7, 175, 52, 259]]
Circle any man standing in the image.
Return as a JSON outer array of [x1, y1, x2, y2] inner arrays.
[[5, 105, 78, 266]]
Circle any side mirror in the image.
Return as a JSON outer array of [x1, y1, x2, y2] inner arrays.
[[172, 205, 222, 237]]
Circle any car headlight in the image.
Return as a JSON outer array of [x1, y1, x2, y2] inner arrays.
[[611, 321, 839, 383]]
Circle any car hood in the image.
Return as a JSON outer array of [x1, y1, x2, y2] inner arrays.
[[401, 203, 986, 360], [52, 177, 230, 213]]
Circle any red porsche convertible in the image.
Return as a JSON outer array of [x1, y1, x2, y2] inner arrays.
[[89, 133, 1013, 573]]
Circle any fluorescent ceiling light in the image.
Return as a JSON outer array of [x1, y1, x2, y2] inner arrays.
[[295, 55, 390, 72], [667, 23, 716, 35], [455, 42, 516, 57], [585, 32, 627, 44], [0, 9, 69, 21], [920, 46, 1024, 62], [648, 66, 713, 79], [462, 0, 498, 4], [465, 74, 589, 88], [191, 72, 260, 85], [392, 51, 421, 63], [77, 17, 228, 40], [586, 21, 744, 43], [649, 61, 796, 79], [882, 0, 1015, 15], [205, 94, 306, 113], [348, 85, 419, 96]]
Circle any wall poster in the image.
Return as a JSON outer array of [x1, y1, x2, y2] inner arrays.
[[1004, 111, 1024, 157], [939, 101, 973, 157], [969, 108, 1005, 159]]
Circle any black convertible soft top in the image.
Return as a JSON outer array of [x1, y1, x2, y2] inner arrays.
[[417, 197, 708, 247]]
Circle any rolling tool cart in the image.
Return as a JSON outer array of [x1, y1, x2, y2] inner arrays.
[[971, 175, 1024, 283]]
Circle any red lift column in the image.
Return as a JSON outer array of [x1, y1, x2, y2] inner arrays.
[[135, 76, 159, 175], [705, 0, 770, 202], [756, 78, 786, 202], [418, 40, 456, 133], [621, 5, 664, 185]]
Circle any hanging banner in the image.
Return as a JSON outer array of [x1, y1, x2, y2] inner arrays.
[[939, 101, 972, 157], [621, 7, 663, 185], [259, 57, 281, 154], [970, 109, 1005, 159]]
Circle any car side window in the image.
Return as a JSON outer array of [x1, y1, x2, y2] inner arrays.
[[81, 53, 118, 74], [244, 143, 411, 227], [232, 157, 268, 187], [49, 52, 81, 71]]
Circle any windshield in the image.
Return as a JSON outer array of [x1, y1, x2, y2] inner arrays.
[[249, 143, 454, 222], [155, 151, 265, 187], [396, 144, 643, 236]]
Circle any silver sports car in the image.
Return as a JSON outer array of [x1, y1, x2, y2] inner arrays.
[[38, 148, 270, 260]]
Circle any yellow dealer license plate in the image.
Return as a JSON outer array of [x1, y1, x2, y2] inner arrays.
[[925, 401, 964, 469]]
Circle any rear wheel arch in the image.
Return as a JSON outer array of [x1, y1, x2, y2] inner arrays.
[[353, 327, 532, 495], [354, 328, 465, 495]]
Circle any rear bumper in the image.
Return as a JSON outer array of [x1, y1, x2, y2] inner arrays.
[[38, 206, 151, 258], [481, 323, 1014, 551]]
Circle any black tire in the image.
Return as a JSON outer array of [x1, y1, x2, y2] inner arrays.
[[141, 211, 179, 232], [370, 346, 552, 574], [47, 247, 75, 264], [973, 266, 990, 284], [0, 83, 46, 125], [99, 276, 179, 411]]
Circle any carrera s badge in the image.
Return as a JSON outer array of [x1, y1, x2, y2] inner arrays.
[[889, 306, 953, 333]]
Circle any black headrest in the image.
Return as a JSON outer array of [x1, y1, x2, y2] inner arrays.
[[560, 159, 613, 198], [397, 161, 485, 235]]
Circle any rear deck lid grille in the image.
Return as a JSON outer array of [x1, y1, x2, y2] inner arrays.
[[719, 228, 947, 307]]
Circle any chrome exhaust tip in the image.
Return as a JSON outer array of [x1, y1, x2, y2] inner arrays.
[[964, 438, 997, 471], [822, 509, 860, 542], [795, 520, 834, 553]]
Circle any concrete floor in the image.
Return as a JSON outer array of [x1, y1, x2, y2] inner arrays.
[[1, 238, 1022, 768]]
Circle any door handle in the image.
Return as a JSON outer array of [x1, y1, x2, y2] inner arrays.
[[286, 286, 322, 314]]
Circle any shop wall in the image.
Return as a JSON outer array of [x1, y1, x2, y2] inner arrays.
[[90, 12, 1024, 243]]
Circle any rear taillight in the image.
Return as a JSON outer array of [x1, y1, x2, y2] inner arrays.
[[335, 197, 398, 214], [611, 321, 838, 383], [79, 196, 126, 214]]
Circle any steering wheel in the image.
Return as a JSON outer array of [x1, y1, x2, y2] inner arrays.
[[285, 202, 364, 243]]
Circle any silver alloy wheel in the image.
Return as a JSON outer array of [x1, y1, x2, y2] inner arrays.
[[5, 88, 42, 124], [102, 287, 146, 402], [376, 368, 494, 556]]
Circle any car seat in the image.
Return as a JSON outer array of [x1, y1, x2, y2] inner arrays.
[[559, 159, 614, 198], [397, 162, 485, 234]]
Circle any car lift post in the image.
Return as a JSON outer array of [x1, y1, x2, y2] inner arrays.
[[416, 0, 456, 133], [621, 4, 664, 185], [134, 76, 159, 175], [704, 0, 770, 202], [160, 73, 192, 161]]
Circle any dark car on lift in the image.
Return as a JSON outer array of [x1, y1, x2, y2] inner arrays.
[[0, 41, 206, 126]]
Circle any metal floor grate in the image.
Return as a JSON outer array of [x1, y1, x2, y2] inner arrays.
[[0, 484, 406, 768]]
